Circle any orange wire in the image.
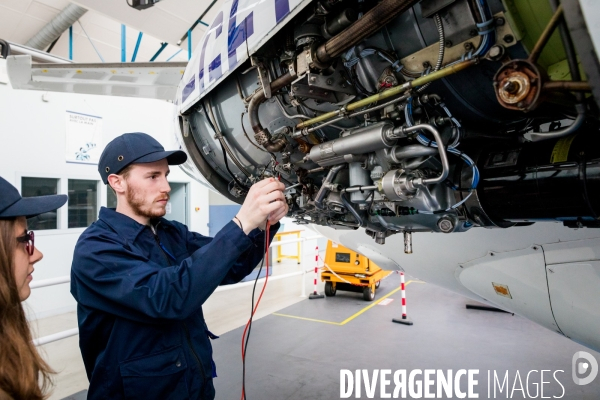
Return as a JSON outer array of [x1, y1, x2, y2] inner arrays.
[[240, 221, 271, 400]]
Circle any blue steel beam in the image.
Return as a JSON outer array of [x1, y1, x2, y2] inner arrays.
[[132, 32, 143, 62], [121, 24, 126, 62], [69, 26, 73, 60], [150, 42, 168, 61], [187, 29, 192, 60]]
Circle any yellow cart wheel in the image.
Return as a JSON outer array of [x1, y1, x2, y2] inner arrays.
[[324, 281, 336, 297], [362, 284, 375, 301]]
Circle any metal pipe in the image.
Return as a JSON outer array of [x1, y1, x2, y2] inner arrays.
[[529, 103, 586, 142], [307, 122, 395, 166], [543, 81, 591, 91], [296, 60, 475, 129], [314, 165, 344, 209], [528, 4, 563, 64], [403, 231, 413, 254], [6, 41, 72, 63], [341, 185, 378, 193], [248, 71, 295, 153], [389, 144, 438, 162], [25, 3, 87, 50], [401, 124, 450, 184], [304, 94, 411, 134], [315, 0, 420, 65]]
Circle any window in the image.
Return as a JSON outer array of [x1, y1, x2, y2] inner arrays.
[[21, 177, 60, 230], [107, 188, 117, 209], [68, 180, 98, 228]]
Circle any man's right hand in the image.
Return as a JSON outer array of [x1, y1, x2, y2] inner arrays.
[[234, 178, 286, 234]]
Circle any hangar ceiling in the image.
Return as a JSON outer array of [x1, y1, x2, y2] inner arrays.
[[0, 0, 226, 63]]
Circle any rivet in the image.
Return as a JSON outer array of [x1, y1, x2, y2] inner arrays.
[[176, 361, 182, 367]]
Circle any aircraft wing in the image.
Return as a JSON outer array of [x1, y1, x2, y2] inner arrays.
[[5, 55, 186, 101]]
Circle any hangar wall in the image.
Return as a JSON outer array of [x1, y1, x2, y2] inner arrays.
[[0, 67, 210, 320]]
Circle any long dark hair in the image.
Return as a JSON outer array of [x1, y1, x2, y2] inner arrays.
[[0, 218, 53, 399]]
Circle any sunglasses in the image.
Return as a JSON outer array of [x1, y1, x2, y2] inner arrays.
[[16, 231, 35, 256]]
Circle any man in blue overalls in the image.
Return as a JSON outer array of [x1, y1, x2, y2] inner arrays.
[[71, 132, 287, 399]]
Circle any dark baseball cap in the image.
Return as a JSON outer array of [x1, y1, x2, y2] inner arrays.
[[98, 132, 187, 184], [0, 176, 68, 219]]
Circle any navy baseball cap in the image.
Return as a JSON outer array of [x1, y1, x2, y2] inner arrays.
[[0, 177, 68, 219], [98, 132, 187, 184]]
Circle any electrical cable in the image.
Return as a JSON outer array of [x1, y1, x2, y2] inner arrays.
[[201, 102, 250, 190], [241, 221, 271, 400]]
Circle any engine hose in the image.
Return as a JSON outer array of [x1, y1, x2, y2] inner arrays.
[[247, 72, 295, 153], [417, 14, 445, 93], [205, 100, 253, 179], [340, 191, 364, 227], [296, 59, 475, 129], [315, 0, 421, 66]]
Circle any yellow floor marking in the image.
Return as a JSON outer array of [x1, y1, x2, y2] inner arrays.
[[273, 280, 425, 325]]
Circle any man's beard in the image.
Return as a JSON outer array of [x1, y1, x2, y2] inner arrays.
[[126, 186, 169, 219]]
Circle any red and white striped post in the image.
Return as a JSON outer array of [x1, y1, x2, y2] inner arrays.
[[309, 245, 324, 299], [393, 272, 413, 325]]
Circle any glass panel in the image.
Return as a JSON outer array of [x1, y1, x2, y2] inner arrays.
[[21, 177, 59, 230], [68, 180, 98, 228], [107, 187, 117, 209]]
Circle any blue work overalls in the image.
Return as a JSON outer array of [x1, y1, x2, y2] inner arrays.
[[71, 207, 278, 399]]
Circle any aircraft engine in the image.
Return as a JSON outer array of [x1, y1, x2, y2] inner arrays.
[[177, 0, 600, 244]]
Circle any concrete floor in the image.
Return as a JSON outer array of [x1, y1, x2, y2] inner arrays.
[[31, 261, 600, 399], [210, 275, 600, 400]]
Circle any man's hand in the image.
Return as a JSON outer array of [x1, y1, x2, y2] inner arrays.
[[234, 178, 288, 234]]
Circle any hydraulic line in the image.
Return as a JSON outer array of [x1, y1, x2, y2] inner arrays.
[[315, 0, 420, 66], [206, 100, 253, 179], [417, 14, 445, 93], [296, 59, 476, 130], [247, 72, 294, 152]]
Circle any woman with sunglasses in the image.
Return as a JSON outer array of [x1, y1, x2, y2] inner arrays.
[[0, 176, 67, 399]]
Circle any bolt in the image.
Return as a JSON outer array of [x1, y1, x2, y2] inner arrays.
[[496, 17, 505, 26], [503, 80, 520, 94], [292, 86, 298, 91], [309, 76, 316, 83], [326, 78, 333, 85], [341, 83, 347, 88], [445, 40, 453, 48], [422, 61, 431, 69], [503, 34, 514, 44], [488, 45, 502, 59], [517, 101, 525, 108], [464, 42, 474, 51], [469, 29, 478, 37], [309, 89, 314, 93]]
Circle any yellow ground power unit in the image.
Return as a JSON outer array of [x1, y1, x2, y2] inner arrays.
[[321, 241, 390, 301]]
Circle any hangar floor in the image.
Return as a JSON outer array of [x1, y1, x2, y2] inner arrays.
[[37, 260, 600, 399]]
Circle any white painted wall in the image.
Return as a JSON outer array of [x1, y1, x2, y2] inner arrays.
[[0, 60, 210, 320]]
